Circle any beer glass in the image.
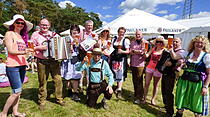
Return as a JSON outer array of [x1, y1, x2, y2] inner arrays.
[[86, 51, 92, 66], [28, 40, 34, 49], [168, 36, 173, 49], [91, 33, 95, 38], [145, 43, 149, 52]]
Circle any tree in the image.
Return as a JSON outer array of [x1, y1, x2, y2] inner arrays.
[[0, 0, 103, 34]]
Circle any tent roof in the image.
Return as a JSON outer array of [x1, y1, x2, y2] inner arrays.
[[175, 17, 210, 28], [60, 25, 85, 35], [97, 8, 187, 35]]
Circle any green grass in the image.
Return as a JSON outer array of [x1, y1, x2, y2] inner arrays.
[[0, 71, 197, 117]]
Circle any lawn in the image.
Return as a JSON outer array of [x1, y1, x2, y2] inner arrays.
[[0, 71, 197, 117]]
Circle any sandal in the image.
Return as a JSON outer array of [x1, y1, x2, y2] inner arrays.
[[12, 113, 26, 117]]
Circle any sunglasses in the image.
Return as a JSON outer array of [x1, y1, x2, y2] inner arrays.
[[103, 30, 109, 33], [156, 41, 163, 43], [15, 22, 25, 25]]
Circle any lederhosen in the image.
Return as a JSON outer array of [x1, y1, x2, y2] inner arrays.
[[110, 37, 128, 79], [86, 60, 112, 107]]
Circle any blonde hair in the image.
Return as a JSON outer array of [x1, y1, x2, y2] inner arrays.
[[187, 35, 210, 53]]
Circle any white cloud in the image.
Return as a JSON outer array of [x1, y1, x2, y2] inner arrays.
[[191, 11, 210, 18], [158, 10, 168, 14], [102, 6, 111, 10], [119, 0, 183, 13], [155, 0, 183, 5], [97, 13, 103, 19], [97, 13, 113, 20], [58, 0, 76, 9], [162, 14, 178, 20], [175, 6, 181, 9], [104, 15, 113, 18]]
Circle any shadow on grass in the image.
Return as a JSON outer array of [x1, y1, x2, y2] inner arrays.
[[21, 80, 69, 105], [0, 92, 10, 110], [112, 86, 165, 117]]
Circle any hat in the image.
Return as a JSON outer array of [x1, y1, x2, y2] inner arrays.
[[3, 14, 33, 31], [154, 36, 167, 46], [92, 48, 103, 55], [99, 27, 110, 34]]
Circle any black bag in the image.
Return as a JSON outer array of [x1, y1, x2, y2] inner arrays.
[[156, 50, 171, 73], [77, 46, 87, 61], [181, 71, 200, 82]]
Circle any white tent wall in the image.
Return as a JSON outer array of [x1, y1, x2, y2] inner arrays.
[[96, 8, 187, 35], [176, 27, 210, 50]]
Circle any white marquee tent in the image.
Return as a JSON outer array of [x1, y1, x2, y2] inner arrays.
[[175, 17, 210, 49], [96, 8, 188, 35], [60, 25, 85, 36]]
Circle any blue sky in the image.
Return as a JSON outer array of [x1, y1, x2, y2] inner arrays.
[[56, 0, 210, 25]]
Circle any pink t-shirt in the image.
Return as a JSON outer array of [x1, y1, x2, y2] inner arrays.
[[130, 40, 145, 67], [31, 31, 58, 59], [81, 30, 98, 41], [6, 35, 27, 67], [146, 51, 162, 70]]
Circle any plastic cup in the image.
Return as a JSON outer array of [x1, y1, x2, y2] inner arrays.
[[28, 40, 34, 49], [75, 34, 80, 39], [168, 38, 173, 49], [107, 40, 111, 46], [91, 33, 95, 38], [145, 43, 149, 52], [86, 51, 92, 66], [117, 45, 122, 49]]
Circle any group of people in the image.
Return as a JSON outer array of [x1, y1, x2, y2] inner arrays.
[[0, 14, 209, 117]]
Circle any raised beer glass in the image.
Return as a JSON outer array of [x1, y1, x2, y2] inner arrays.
[[86, 51, 92, 66]]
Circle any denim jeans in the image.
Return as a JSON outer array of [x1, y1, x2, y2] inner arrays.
[[6, 65, 26, 93]]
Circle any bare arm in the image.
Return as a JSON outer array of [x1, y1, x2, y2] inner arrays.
[[34, 45, 47, 51], [4, 31, 26, 55], [201, 68, 210, 95], [145, 47, 154, 58], [169, 48, 182, 60], [118, 48, 130, 54]]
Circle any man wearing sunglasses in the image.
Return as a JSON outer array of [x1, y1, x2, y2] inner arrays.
[[76, 48, 114, 109]]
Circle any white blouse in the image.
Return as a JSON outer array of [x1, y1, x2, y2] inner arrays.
[[180, 51, 210, 68]]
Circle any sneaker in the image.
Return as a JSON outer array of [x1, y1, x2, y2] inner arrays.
[[68, 89, 73, 97], [57, 101, 65, 106], [165, 113, 173, 117], [174, 112, 183, 117], [116, 90, 122, 99], [134, 99, 141, 104], [72, 93, 81, 101], [101, 100, 109, 110]]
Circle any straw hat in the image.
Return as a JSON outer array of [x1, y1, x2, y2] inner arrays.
[[153, 36, 167, 46], [92, 48, 103, 55], [3, 14, 33, 31]]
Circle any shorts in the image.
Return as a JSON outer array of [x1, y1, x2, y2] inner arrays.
[[146, 67, 162, 77], [6, 65, 26, 93]]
